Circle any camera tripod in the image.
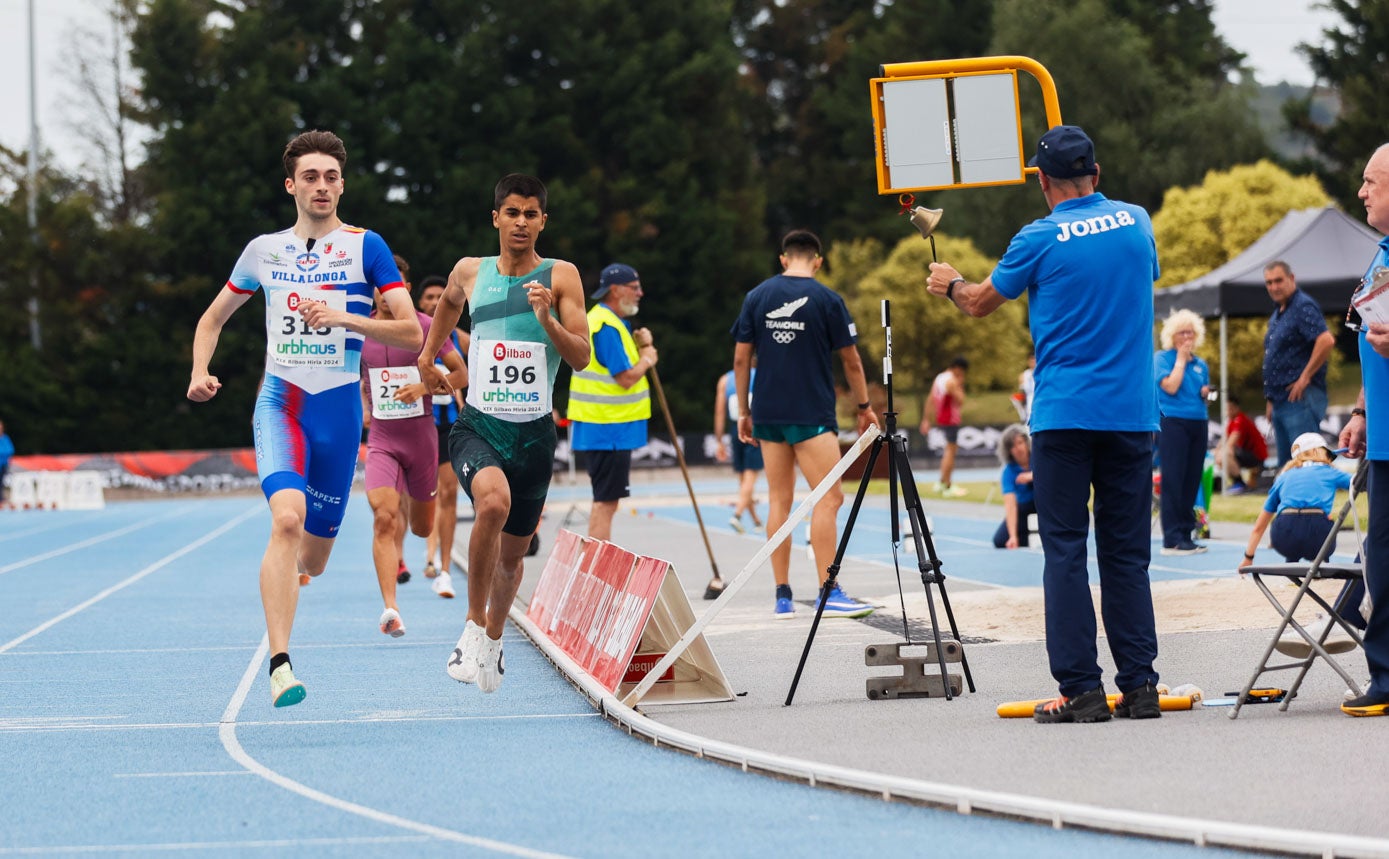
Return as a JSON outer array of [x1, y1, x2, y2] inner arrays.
[[785, 299, 975, 705]]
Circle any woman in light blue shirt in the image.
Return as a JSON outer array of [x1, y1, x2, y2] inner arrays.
[[1155, 309, 1211, 555]]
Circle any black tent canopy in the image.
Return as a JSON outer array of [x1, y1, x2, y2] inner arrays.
[[1154, 205, 1380, 319]]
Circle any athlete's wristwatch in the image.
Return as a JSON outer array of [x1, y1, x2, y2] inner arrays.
[[946, 277, 965, 301], [1351, 407, 1367, 419], [857, 401, 872, 411]]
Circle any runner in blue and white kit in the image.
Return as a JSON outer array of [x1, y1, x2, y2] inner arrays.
[[927, 125, 1163, 724], [188, 130, 422, 708]]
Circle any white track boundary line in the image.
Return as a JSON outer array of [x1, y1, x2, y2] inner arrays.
[[0, 505, 261, 654], [0, 711, 599, 734], [511, 607, 1389, 859], [218, 635, 576, 859], [0, 834, 430, 854], [0, 506, 190, 575]]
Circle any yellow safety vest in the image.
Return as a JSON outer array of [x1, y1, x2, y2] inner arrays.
[[567, 303, 652, 423]]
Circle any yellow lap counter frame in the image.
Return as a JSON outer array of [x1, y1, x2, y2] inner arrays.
[[870, 55, 1062, 196]]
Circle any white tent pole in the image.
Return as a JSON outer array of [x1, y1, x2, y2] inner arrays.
[[1219, 314, 1228, 488]]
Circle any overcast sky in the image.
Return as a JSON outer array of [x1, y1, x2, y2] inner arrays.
[[0, 0, 1348, 170]]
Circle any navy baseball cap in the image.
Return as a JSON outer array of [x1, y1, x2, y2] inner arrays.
[[1028, 125, 1098, 179], [592, 263, 639, 300]]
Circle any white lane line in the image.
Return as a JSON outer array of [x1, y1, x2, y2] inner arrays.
[[1, 638, 466, 657], [219, 635, 578, 859], [113, 771, 252, 778], [0, 711, 600, 734], [0, 835, 431, 854], [0, 506, 262, 654], [0, 516, 102, 544], [0, 506, 192, 576]]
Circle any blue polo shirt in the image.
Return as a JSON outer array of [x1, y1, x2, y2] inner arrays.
[[1263, 288, 1327, 403], [1263, 462, 1351, 515], [1154, 349, 1210, 420], [1359, 237, 1389, 460], [989, 193, 1160, 433], [1001, 462, 1034, 506]]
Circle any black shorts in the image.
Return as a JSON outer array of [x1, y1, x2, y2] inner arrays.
[[585, 449, 632, 502], [1234, 447, 1262, 469], [436, 421, 452, 465], [940, 424, 960, 444], [449, 406, 556, 537]]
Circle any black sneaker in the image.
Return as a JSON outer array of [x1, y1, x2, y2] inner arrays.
[[1341, 690, 1389, 717], [1114, 682, 1162, 719], [1034, 686, 1111, 723]]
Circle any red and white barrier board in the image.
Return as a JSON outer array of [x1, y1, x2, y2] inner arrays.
[[526, 529, 733, 706]]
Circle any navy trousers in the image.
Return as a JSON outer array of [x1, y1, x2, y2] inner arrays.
[[1158, 415, 1207, 548], [1362, 461, 1389, 697], [1032, 430, 1159, 696]]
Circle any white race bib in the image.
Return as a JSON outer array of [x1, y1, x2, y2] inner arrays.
[[267, 288, 347, 368], [476, 338, 549, 416], [371, 365, 426, 420]]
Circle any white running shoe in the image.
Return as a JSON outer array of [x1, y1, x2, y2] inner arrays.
[[270, 663, 306, 708], [447, 621, 484, 683], [379, 607, 406, 638], [477, 635, 505, 693], [433, 571, 456, 599]]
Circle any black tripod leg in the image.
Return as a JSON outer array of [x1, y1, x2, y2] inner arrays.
[[785, 436, 882, 706], [894, 435, 975, 694]]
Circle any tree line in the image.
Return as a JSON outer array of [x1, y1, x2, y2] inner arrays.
[[0, 0, 1383, 454]]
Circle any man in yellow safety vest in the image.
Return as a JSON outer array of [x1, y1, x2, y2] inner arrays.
[[567, 263, 659, 541]]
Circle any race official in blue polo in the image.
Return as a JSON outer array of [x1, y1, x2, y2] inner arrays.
[[926, 125, 1163, 724], [566, 263, 657, 542]]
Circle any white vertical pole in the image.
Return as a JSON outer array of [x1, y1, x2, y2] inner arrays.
[[26, 0, 42, 350]]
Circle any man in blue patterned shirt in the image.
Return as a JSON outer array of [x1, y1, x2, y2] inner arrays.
[[1262, 261, 1334, 466]]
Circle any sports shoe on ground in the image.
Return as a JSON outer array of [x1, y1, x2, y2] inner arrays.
[[1341, 690, 1389, 716], [816, 585, 875, 618], [447, 621, 485, 683], [477, 635, 505, 693], [379, 607, 406, 637], [270, 663, 306, 708], [1114, 682, 1161, 719], [1034, 686, 1111, 723], [1160, 541, 1208, 556], [940, 484, 968, 498], [396, 560, 411, 585], [433, 571, 456, 599], [1346, 681, 1372, 702], [423, 560, 438, 579], [1276, 614, 1357, 658], [1224, 481, 1248, 496], [774, 596, 796, 619], [728, 515, 746, 534]]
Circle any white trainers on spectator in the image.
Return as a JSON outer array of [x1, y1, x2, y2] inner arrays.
[[433, 571, 456, 599], [1275, 614, 1356, 658], [379, 607, 405, 638], [447, 621, 484, 683], [477, 635, 505, 693]]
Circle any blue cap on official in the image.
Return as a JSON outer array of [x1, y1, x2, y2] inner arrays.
[[592, 263, 639, 300], [1028, 125, 1098, 179]]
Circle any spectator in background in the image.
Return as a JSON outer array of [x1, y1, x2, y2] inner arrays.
[[1016, 352, 1036, 421], [714, 367, 763, 534], [0, 419, 13, 504], [1262, 261, 1334, 466], [1156, 309, 1211, 556], [926, 356, 969, 497], [567, 263, 657, 542], [1221, 394, 1267, 495], [417, 274, 470, 599], [993, 423, 1035, 549]]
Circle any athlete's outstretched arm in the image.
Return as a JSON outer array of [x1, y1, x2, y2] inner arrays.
[[418, 257, 479, 393], [540, 260, 592, 371], [188, 287, 252, 402]]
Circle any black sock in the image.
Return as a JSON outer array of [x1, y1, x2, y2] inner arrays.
[[776, 584, 793, 600], [269, 652, 291, 677]]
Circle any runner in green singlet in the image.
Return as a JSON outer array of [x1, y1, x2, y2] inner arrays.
[[417, 174, 590, 693]]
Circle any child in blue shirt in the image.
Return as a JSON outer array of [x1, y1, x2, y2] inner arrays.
[[1240, 432, 1351, 568]]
